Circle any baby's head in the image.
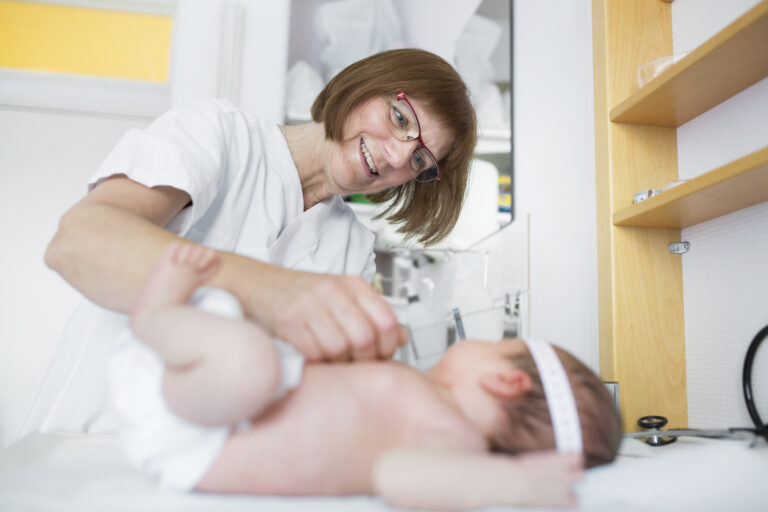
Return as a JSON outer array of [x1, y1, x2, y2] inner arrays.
[[429, 339, 621, 468]]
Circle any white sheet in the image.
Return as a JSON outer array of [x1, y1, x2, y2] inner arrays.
[[0, 432, 393, 512], [1, 432, 767, 512]]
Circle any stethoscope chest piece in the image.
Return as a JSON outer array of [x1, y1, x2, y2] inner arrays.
[[636, 415, 678, 446]]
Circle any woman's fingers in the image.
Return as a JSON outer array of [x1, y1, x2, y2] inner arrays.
[[351, 280, 404, 360], [306, 309, 351, 362], [269, 272, 402, 362], [279, 320, 323, 362]]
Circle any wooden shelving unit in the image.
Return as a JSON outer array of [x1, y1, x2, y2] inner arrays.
[[594, 0, 768, 432], [614, 146, 768, 228], [592, 0, 768, 433], [610, 1, 768, 127]]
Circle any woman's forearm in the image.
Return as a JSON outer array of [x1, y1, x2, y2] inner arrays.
[[45, 200, 185, 312], [43, 187, 326, 329], [45, 198, 287, 315]]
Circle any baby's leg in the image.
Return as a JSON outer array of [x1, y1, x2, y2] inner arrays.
[[131, 243, 282, 426]]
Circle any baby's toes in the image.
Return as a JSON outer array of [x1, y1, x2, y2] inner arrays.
[[173, 243, 195, 265], [184, 244, 204, 266], [164, 241, 185, 264], [197, 246, 217, 267], [198, 250, 221, 278]]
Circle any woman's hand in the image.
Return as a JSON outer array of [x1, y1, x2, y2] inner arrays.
[[244, 270, 408, 362]]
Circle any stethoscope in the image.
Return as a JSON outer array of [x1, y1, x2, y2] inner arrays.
[[627, 323, 768, 447]]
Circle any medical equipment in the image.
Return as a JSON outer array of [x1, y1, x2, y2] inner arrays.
[[627, 323, 768, 446], [451, 308, 466, 341], [403, 283, 446, 370], [388, 293, 522, 371], [626, 415, 757, 446], [743, 323, 768, 442], [502, 291, 522, 338]]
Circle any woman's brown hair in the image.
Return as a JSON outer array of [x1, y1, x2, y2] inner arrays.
[[311, 48, 477, 246]]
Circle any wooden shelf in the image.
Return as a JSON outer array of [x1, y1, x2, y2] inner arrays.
[[614, 146, 768, 228], [610, 1, 768, 127]]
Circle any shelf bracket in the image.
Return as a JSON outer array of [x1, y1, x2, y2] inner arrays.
[[667, 241, 690, 254]]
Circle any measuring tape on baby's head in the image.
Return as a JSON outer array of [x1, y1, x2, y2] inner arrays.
[[524, 339, 583, 454]]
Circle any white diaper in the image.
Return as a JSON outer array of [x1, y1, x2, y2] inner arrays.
[[108, 287, 305, 491]]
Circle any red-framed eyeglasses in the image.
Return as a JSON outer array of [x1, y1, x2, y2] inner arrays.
[[389, 91, 441, 182]]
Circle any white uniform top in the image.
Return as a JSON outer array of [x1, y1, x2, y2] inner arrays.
[[92, 98, 376, 274], [33, 99, 376, 435]]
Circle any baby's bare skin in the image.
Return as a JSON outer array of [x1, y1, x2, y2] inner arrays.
[[196, 360, 581, 509], [197, 359, 482, 495], [132, 243, 583, 508]]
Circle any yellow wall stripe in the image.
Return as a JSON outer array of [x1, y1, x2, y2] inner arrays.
[[0, 0, 172, 82]]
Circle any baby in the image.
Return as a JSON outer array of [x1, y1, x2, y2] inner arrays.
[[109, 243, 621, 510]]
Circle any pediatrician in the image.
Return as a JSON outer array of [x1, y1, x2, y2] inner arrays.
[[45, 48, 477, 363]]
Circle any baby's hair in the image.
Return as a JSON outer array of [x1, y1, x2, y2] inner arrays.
[[489, 345, 622, 468]]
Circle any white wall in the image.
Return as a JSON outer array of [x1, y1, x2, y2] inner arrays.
[[0, 109, 147, 448], [671, 0, 768, 430], [170, 0, 290, 121], [513, 0, 599, 371]]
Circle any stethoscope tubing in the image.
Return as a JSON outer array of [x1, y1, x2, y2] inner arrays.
[[743, 323, 768, 441]]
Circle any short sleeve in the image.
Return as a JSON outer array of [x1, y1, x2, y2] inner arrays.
[[88, 99, 234, 235]]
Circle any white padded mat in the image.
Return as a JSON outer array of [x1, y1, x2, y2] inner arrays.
[[1, 432, 766, 512]]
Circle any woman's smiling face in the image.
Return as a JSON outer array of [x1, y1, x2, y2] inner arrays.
[[324, 95, 454, 196]]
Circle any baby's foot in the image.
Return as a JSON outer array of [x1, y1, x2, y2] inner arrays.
[[131, 242, 221, 332]]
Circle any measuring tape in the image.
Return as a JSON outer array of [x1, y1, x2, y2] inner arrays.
[[525, 339, 583, 453]]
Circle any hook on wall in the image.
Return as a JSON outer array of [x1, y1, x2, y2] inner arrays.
[[668, 241, 690, 254]]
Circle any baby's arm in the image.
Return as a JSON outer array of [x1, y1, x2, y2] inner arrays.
[[373, 442, 582, 510]]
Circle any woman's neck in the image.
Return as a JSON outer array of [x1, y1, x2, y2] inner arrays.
[[281, 122, 333, 210]]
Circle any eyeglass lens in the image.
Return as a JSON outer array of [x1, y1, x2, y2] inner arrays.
[[391, 99, 440, 182]]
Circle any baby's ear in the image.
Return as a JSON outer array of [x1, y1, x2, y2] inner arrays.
[[479, 369, 533, 401]]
